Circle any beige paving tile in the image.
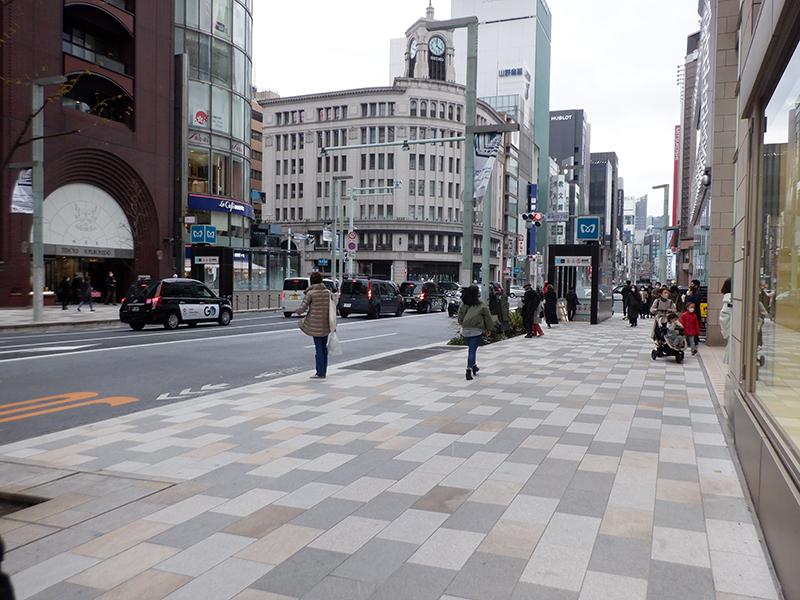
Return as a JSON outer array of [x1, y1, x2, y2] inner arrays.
[[453, 400, 482, 410], [519, 435, 559, 450], [235, 524, 323, 565], [411, 485, 472, 514], [6, 493, 97, 523], [700, 474, 744, 497], [96, 569, 190, 600], [31, 443, 96, 462], [469, 479, 524, 506], [81, 425, 134, 438], [360, 428, 402, 442], [438, 422, 476, 435], [377, 436, 421, 451], [656, 479, 702, 504], [68, 542, 180, 590], [73, 520, 173, 559], [474, 420, 510, 432], [661, 434, 695, 449], [319, 431, 364, 446], [166, 418, 215, 431], [182, 442, 240, 459], [478, 519, 544, 559], [579, 454, 620, 474], [0, 519, 24, 534], [231, 590, 298, 600], [223, 505, 305, 539], [236, 448, 291, 465], [0, 522, 59, 548], [599, 506, 654, 541], [620, 451, 659, 469], [145, 481, 213, 506], [135, 481, 172, 491], [265, 427, 312, 441], [38, 509, 95, 527]]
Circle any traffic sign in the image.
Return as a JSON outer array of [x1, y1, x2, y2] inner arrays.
[[190, 225, 216, 245], [348, 231, 356, 240], [576, 216, 601, 241], [513, 267, 521, 274], [546, 212, 569, 222], [348, 241, 356, 250]]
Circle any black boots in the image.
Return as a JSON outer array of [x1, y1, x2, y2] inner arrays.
[[472, 365, 479, 375], [466, 365, 479, 380], [465, 368, 473, 380]]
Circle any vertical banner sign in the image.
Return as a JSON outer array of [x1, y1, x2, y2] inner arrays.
[[673, 125, 680, 227], [11, 169, 33, 214], [322, 223, 332, 242], [473, 133, 502, 202]]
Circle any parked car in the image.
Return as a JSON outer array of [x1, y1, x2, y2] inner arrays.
[[281, 277, 338, 317], [509, 285, 525, 298], [338, 278, 404, 319], [399, 281, 447, 313], [119, 278, 233, 331]]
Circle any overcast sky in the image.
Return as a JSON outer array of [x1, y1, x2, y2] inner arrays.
[[253, 1, 701, 216]]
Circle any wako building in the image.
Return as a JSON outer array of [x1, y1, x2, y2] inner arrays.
[[260, 8, 507, 283]]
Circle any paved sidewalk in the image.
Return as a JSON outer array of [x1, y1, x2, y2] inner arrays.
[[0, 304, 122, 331], [0, 318, 782, 600]]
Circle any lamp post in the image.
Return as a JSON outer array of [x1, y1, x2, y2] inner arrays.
[[331, 175, 352, 285], [653, 184, 669, 284], [30, 75, 67, 323]]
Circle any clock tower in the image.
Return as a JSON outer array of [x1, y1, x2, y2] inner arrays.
[[404, 3, 455, 82]]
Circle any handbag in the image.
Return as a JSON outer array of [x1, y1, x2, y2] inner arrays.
[[329, 296, 338, 332], [328, 331, 342, 355]]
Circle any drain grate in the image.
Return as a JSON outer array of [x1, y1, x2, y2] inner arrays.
[[343, 346, 463, 371]]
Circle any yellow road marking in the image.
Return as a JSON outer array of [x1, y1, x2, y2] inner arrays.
[[0, 393, 139, 423]]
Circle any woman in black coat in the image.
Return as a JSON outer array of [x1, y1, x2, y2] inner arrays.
[[543, 284, 558, 328], [626, 284, 642, 326]]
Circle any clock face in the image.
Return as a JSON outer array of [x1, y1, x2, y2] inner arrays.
[[409, 39, 417, 59], [428, 36, 445, 57]]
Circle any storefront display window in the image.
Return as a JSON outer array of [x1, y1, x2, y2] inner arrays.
[[232, 156, 243, 200], [757, 41, 800, 454], [212, 152, 230, 196], [189, 147, 209, 193]]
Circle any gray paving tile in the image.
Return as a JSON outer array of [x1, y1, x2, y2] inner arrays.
[[556, 488, 610, 518], [147, 511, 239, 549], [507, 448, 548, 465], [27, 581, 103, 600], [586, 442, 625, 457], [519, 473, 571, 499], [623, 438, 661, 453], [568, 470, 615, 494], [442, 501, 506, 534], [4, 528, 98, 575], [509, 582, 579, 600], [73, 501, 164, 535], [661, 416, 691, 426], [250, 547, 349, 597], [332, 538, 418, 584], [353, 491, 418, 521], [533, 458, 580, 479], [438, 443, 482, 459], [588, 534, 651, 579], [289, 497, 362, 529], [574, 413, 605, 424], [646, 560, 714, 600], [653, 500, 706, 532], [693, 444, 731, 460], [369, 562, 455, 600], [627, 427, 662, 441], [701, 495, 753, 522], [368, 458, 419, 480], [267, 467, 325, 492], [302, 575, 378, 600], [657, 462, 699, 482], [532, 425, 569, 437], [558, 433, 595, 447], [446, 551, 527, 600]]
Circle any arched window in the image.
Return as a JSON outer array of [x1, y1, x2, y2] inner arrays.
[[456, 106, 462, 122], [430, 101, 436, 118], [448, 105, 454, 120], [420, 101, 427, 117], [410, 100, 417, 117], [439, 103, 445, 119]]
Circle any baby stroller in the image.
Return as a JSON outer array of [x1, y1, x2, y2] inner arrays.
[[651, 315, 686, 363]]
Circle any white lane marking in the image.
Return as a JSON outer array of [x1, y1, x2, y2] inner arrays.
[[303, 333, 397, 348], [0, 344, 97, 355]]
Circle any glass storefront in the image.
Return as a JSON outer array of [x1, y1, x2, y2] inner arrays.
[[756, 40, 800, 456]]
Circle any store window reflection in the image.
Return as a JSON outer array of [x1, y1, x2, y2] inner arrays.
[[189, 148, 209, 193], [757, 41, 800, 454]]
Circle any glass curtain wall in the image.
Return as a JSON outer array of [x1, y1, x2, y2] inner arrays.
[[756, 41, 800, 456]]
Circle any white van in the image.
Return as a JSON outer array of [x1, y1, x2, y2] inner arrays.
[[281, 277, 338, 317]]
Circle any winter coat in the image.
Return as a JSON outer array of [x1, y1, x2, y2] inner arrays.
[[521, 288, 540, 317], [296, 283, 332, 337], [457, 300, 493, 333], [679, 310, 701, 336], [543, 290, 558, 324], [81, 279, 93, 302], [58, 278, 70, 302], [0, 537, 15, 600], [565, 291, 580, 310], [625, 291, 642, 312], [650, 296, 675, 316]]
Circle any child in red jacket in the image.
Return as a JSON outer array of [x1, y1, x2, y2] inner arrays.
[[680, 302, 701, 355]]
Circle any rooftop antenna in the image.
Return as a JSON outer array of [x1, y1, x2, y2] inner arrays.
[[426, 0, 434, 20]]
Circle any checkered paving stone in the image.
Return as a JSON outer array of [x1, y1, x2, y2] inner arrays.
[[0, 318, 781, 600]]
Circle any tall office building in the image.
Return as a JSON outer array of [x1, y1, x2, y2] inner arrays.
[[0, 0, 176, 306], [549, 109, 591, 242]]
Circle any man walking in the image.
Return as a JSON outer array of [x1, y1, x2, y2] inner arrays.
[[620, 280, 631, 318], [104, 271, 117, 305], [521, 283, 540, 338]]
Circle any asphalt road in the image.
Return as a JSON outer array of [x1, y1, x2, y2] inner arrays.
[[0, 310, 459, 444]]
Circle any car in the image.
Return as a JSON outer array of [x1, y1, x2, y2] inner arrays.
[[399, 281, 447, 313], [281, 277, 338, 317], [338, 278, 404, 319], [509, 285, 525, 298], [437, 281, 461, 296], [119, 278, 232, 331]]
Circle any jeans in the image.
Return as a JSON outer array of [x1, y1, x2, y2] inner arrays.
[[465, 335, 482, 369], [77, 299, 93, 310], [313, 335, 329, 376], [686, 335, 697, 352]]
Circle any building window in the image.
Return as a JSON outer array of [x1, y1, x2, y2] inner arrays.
[[388, 153, 394, 169], [299, 158, 304, 174], [420, 101, 427, 117], [409, 179, 416, 195], [448, 104, 454, 120], [429, 181, 435, 197], [457, 106, 462, 121], [430, 101, 436, 118], [418, 180, 425, 196], [418, 154, 425, 170], [369, 154, 376, 169], [251, 169, 262, 181], [410, 100, 417, 117], [409, 205, 415, 219], [378, 154, 385, 169], [409, 154, 416, 170]]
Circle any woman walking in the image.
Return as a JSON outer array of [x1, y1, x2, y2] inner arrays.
[[295, 272, 334, 379], [457, 285, 493, 381], [543, 284, 558, 328], [626, 284, 642, 326]]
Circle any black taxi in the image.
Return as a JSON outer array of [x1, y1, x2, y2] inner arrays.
[[119, 278, 233, 331]]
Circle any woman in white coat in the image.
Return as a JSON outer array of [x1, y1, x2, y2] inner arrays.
[[718, 277, 732, 363]]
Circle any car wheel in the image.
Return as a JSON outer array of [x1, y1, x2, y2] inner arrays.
[[164, 312, 180, 330], [218, 310, 232, 326], [395, 304, 404, 317], [130, 322, 145, 331], [439, 299, 446, 312], [367, 305, 380, 319], [283, 312, 293, 318], [339, 310, 349, 318]]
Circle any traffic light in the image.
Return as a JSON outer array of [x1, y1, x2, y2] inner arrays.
[[522, 213, 543, 227]]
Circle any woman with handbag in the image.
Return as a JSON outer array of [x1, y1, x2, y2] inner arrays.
[[457, 285, 494, 380], [295, 272, 333, 379]]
